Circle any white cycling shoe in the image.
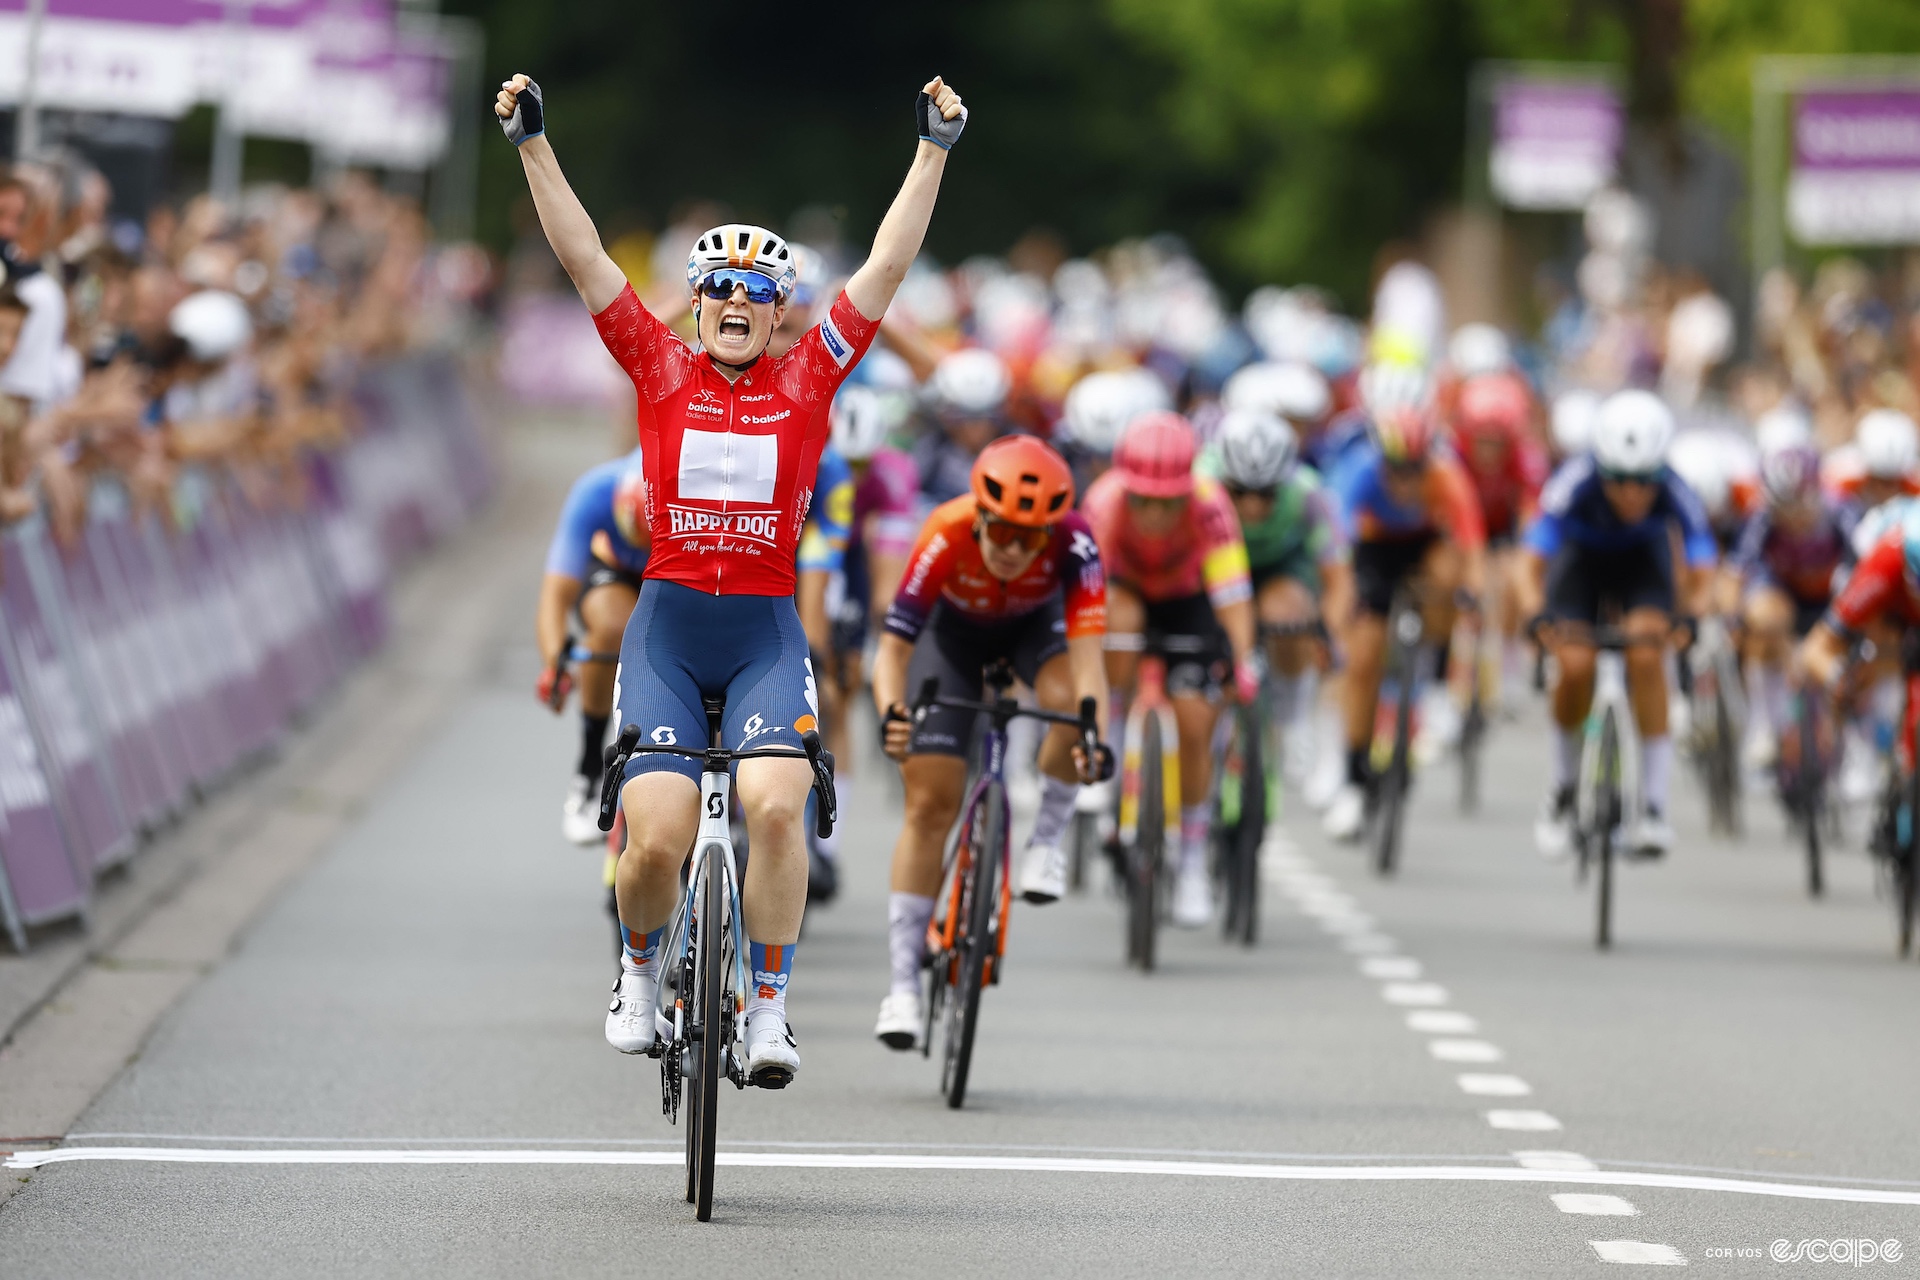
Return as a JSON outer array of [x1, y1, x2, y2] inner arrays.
[[1323, 783, 1367, 843], [1534, 788, 1575, 860], [605, 967, 658, 1054], [1630, 809, 1674, 860], [562, 775, 601, 846], [874, 991, 921, 1051], [745, 1007, 800, 1088], [1171, 863, 1214, 928], [1018, 842, 1068, 904]]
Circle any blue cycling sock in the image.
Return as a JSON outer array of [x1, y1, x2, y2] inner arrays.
[[749, 940, 795, 1011], [621, 923, 663, 971]]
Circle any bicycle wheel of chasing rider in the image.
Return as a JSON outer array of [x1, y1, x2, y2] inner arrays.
[[1797, 694, 1825, 899], [1130, 714, 1166, 972], [1372, 599, 1420, 878], [688, 850, 729, 1220], [1594, 709, 1619, 952], [943, 781, 1004, 1109], [1219, 699, 1265, 946]]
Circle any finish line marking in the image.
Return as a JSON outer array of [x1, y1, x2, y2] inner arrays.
[[10, 1147, 1920, 1206]]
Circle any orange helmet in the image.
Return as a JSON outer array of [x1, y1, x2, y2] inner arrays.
[[971, 434, 1075, 527]]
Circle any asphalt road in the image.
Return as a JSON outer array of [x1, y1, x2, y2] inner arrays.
[[4, 417, 1920, 1277]]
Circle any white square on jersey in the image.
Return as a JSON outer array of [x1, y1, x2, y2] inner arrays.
[[678, 429, 779, 505]]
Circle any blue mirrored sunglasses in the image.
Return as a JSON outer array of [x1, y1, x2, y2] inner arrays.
[[1599, 468, 1660, 487], [698, 268, 782, 304]]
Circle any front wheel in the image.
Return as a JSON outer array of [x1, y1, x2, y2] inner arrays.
[[1222, 702, 1265, 946], [1798, 698, 1825, 899], [943, 783, 1004, 1109], [1594, 711, 1618, 952], [1128, 714, 1165, 972], [689, 852, 726, 1220]]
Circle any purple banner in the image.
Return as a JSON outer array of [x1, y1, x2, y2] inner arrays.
[[1489, 76, 1622, 212], [1796, 90, 1920, 172]]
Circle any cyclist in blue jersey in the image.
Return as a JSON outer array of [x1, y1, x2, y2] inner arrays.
[[795, 444, 855, 899], [538, 450, 649, 845], [1519, 391, 1716, 861], [500, 69, 968, 1087]]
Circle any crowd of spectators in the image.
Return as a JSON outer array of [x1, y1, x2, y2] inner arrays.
[[0, 157, 490, 548]]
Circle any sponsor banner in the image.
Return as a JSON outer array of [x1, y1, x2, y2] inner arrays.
[[0, 606, 84, 937], [1789, 88, 1920, 244], [1489, 76, 1622, 211]]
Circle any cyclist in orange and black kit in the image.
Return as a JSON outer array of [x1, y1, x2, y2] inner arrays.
[[869, 436, 1109, 1050]]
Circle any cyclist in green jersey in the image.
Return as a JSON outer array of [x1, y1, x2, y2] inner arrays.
[[1199, 408, 1352, 787]]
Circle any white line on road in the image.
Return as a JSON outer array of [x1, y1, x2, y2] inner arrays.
[[1339, 933, 1399, 954], [1589, 1240, 1687, 1265], [12, 1147, 1920, 1206], [1406, 1010, 1478, 1034], [1381, 982, 1449, 1005], [1553, 1193, 1638, 1215], [1458, 1073, 1531, 1096], [1487, 1111, 1563, 1131], [1429, 1039, 1504, 1063], [1360, 956, 1423, 980]]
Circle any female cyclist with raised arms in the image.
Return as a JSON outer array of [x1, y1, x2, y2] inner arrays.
[[496, 71, 968, 1086]]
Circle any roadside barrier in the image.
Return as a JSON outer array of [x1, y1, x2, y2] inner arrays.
[[0, 355, 493, 951]]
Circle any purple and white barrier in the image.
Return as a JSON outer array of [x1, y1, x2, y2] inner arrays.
[[0, 355, 493, 950]]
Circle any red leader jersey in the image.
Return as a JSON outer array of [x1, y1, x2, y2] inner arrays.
[[591, 283, 879, 596]]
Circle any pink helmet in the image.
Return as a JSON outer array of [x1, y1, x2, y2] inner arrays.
[[1114, 411, 1197, 498]]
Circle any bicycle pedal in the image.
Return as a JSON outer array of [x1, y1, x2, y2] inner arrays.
[[750, 1066, 794, 1090]]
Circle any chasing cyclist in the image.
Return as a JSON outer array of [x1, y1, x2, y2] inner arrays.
[[1521, 391, 1716, 860], [499, 69, 969, 1085], [1198, 408, 1351, 788], [870, 436, 1109, 1048], [1083, 411, 1259, 926], [1321, 389, 1486, 841], [538, 450, 649, 846]]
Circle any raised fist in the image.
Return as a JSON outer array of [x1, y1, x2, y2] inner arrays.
[[916, 77, 967, 151], [496, 74, 544, 146]]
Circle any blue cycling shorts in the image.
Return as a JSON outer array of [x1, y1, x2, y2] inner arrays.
[[615, 580, 819, 787]]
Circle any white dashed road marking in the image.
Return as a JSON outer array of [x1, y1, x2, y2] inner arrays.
[[1340, 933, 1398, 954], [1360, 956, 1423, 980], [1405, 1010, 1477, 1034], [1381, 982, 1449, 1006], [1457, 1073, 1531, 1097], [1553, 1193, 1638, 1215], [1429, 1039, 1503, 1063], [1486, 1110, 1563, 1131], [1589, 1240, 1687, 1265]]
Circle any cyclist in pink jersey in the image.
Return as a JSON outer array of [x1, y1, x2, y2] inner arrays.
[[498, 71, 968, 1086], [1081, 411, 1258, 927]]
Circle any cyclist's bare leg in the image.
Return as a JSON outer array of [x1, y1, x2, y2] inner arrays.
[[1258, 576, 1317, 676], [1339, 612, 1388, 777], [890, 756, 967, 897], [735, 756, 816, 946], [1172, 691, 1218, 805], [1741, 585, 1795, 745], [1624, 606, 1675, 824], [577, 583, 636, 717], [1103, 583, 1146, 695], [616, 773, 701, 933]]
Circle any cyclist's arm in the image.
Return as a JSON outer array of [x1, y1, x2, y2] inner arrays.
[[796, 567, 834, 657], [1797, 622, 1850, 691], [870, 631, 913, 724], [1066, 632, 1110, 740], [1514, 548, 1548, 623], [536, 573, 581, 672], [846, 79, 965, 322], [498, 77, 626, 314]]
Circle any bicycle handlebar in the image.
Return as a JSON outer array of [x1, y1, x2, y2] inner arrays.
[[595, 722, 838, 839], [911, 678, 1113, 781]]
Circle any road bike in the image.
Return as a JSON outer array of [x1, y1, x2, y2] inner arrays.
[[1685, 615, 1744, 839], [1212, 670, 1266, 947], [1118, 650, 1184, 970], [1866, 635, 1920, 956], [1369, 587, 1429, 877], [1779, 689, 1835, 899], [911, 661, 1102, 1107], [596, 702, 837, 1222]]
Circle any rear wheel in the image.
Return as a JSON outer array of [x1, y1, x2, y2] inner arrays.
[[943, 784, 1003, 1108], [1224, 703, 1265, 946], [1799, 697, 1825, 899], [1372, 669, 1414, 877], [1129, 715, 1165, 972]]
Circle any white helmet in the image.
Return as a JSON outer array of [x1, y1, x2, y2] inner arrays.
[[1591, 389, 1674, 475], [929, 348, 1010, 418], [1215, 409, 1300, 491], [1550, 389, 1602, 457], [1754, 404, 1813, 458], [1060, 368, 1169, 456], [1222, 360, 1331, 425], [1666, 431, 1735, 517], [169, 290, 252, 361], [1857, 408, 1920, 479], [1448, 323, 1511, 379], [1358, 361, 1433, 417], [830, 386, 898, 461], [685, 223, 797, 301]]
